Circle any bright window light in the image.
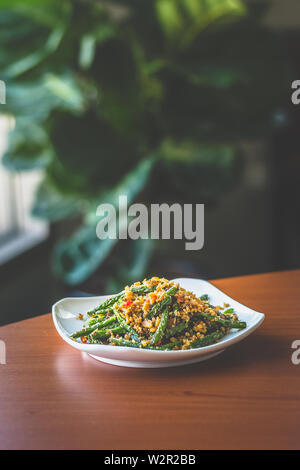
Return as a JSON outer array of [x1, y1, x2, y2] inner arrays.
[[0, 115, 49, 264]]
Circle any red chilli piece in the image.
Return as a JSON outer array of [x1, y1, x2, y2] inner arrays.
[[81, 336, 88, 343]]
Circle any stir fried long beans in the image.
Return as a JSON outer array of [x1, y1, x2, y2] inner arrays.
[[71, 277, 247, 350]]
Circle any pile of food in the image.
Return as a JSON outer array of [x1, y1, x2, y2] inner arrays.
[[71, 277, 247, 350]]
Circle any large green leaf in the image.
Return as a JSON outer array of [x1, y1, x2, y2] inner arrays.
[[0, 11, 50, 78], [53, 157, 155, 285], [0, 4, 71, 79], [157, 25, 289, 143], [156, 0, 183, 39], [4, 28, 66, 79], [3, 74, 85, 121], [2, 120, 52, 171], [0, 0, 71, 28], [2, 74, 86, 171], [47, 109, 142, 196], [90, 37, 144, 135], [153, 139, 242, 202], [79, 24, 117, 70], [31, 180, 82, 221]]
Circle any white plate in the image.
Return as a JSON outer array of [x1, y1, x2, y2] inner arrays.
[[52, 278, 264, 368]]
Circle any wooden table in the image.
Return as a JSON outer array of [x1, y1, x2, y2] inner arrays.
[[1, 270, 300, 450]]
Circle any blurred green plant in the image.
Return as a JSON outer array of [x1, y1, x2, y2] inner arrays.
[[0, 0, 291, 287]]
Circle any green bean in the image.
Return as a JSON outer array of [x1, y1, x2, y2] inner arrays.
[[131, 285, 155, 294], [151, 308, 169, 345], [71, 314, 117, 339], [99, 314, 118, 327], [136, 340, 183, 350], [111, 337, 140, 348], [155, 340, 182, 350], [205, 322, 220, 334], [110, 337, 182, 351], [87, 293, 125, 316], [165, 322, 188, 338], [87, 285, 155, 317], [148, 286, 178, 319], [71, 325, 99, 339], [90, 329, 110, 339], [197, 312, 246, 330], [116, 314, 141, 343], [222, 319, 246, 329], [190, 330, 225, 348], [88, 314, 106, 325], [92, 325, 126, 340]]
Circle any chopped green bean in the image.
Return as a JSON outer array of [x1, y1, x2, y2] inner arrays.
[[71, 325, 99, 339], [111, 338, 140, 348], [92, 325, 126, 340], [148, 286, 178, 319], [87, 293, 125, 316], [196, 312, 246, 330], [165, 322, 188, 338], [151, 308, 169, 345], [87, 286, 155, 317], [191, 330, 225, 348], [116, 313, 141, 343], [71, 314, 117, 339], [155, 340, 182, 350]]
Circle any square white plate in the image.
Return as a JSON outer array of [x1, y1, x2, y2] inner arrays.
[[52, 278, 264, 368]]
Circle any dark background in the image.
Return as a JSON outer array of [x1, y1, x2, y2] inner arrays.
[[0, 0, 300, 325]]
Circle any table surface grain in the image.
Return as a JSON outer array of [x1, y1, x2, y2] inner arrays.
[[0, 270, 300, 450]]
